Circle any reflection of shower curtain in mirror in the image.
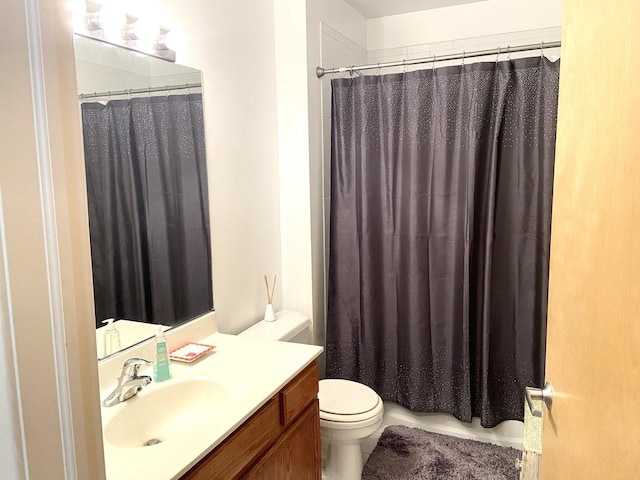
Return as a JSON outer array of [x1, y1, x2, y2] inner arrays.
[[81, 94, 212, 327]]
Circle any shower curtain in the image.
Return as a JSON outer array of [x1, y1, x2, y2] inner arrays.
[[326, 57, 560, 427], [81, 94, 212, 328]]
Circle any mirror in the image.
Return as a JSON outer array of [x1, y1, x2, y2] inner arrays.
[[74, 36, 213, 359]]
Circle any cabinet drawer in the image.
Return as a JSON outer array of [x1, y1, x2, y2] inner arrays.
[[279, 362, 318, 426]]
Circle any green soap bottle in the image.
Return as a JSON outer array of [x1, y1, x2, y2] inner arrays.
[[153, 326, 172, 382]]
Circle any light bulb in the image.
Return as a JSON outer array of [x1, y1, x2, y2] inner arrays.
[[98, 4, 126, 31], [164, 29, 188, 52], [133, 17, 160, 44]]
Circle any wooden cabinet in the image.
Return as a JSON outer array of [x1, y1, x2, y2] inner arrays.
[[182, 361, 320, 480]]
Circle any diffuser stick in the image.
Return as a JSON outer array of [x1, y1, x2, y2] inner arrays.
[[270, 275, 277, 305], [263, 274, 277, 321], [263, 274, 272, 303]]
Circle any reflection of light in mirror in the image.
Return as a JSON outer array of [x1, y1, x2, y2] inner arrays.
[[164, 29, 188, 52], [133, 16, 160, 45]]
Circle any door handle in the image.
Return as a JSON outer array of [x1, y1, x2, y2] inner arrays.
[[525, 382, 553, 417]]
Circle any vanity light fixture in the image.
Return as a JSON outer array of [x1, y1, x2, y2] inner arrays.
[[71, 0, 186, 63]]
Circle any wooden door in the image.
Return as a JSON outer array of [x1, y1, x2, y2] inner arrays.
[[542, 0, 640, 478]]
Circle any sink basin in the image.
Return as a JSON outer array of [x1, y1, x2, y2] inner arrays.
[[103, 378, 228, 448]]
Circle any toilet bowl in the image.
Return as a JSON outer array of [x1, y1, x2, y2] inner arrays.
[[318, 379, 383, 480], [238, 310, 384, 480]]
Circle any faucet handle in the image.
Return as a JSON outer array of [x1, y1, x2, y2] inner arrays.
[[122, 357, 152, 376]]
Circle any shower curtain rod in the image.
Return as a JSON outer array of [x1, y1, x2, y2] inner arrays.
[[78, 82, 202, 100], [315, 40, 561, 78]]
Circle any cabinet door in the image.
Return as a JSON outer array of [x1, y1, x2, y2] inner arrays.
[[182, 398, 283, 479], [243, 401, 321, 480]]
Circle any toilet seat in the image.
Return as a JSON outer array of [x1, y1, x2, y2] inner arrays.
[[318, 379, 383, 423]]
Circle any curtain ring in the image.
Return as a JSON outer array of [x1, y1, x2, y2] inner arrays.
[[349, 65, 354, 77], [496, 46, 501, 64], [377, 63, 381, 76], [540, 41, 544, 58], [507, 46, 511, 61], [432, 54, 436, 71], [403, 58, 406, 74], [461, 51, 465, 66]]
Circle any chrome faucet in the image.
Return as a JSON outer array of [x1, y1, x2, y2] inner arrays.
[[102, 358, 152, 407]]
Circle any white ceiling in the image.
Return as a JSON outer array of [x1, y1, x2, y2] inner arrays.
[[344, 0, 486, 19]]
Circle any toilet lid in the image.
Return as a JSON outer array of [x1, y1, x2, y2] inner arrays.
[[318, 379, 380, 415]]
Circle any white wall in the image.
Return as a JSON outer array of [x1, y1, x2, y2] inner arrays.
[[367, 0, 563, 50], [309, 0, 367, 49], [273, 0, 314, 330], [153, 0, 283, 334]]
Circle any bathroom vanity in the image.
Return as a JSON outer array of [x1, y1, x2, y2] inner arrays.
[[98, 329, 323, 479]]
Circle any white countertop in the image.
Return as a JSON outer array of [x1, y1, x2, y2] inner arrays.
[[100, 332, 323, 480]]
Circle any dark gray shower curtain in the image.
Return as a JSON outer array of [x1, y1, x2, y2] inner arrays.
[[326, 57, 560, 427], [81, 94, 212, 328]]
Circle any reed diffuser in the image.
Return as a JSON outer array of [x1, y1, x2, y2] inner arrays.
[[263, 274, 277, 322]]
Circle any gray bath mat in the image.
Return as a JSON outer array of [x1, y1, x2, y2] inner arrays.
[[362, 425, 521, 480]]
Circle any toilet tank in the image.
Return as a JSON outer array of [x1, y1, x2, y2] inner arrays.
[[238, 310, 311, 344]]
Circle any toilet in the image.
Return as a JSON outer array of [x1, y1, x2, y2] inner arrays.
[[238, 310, 384, 480]]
